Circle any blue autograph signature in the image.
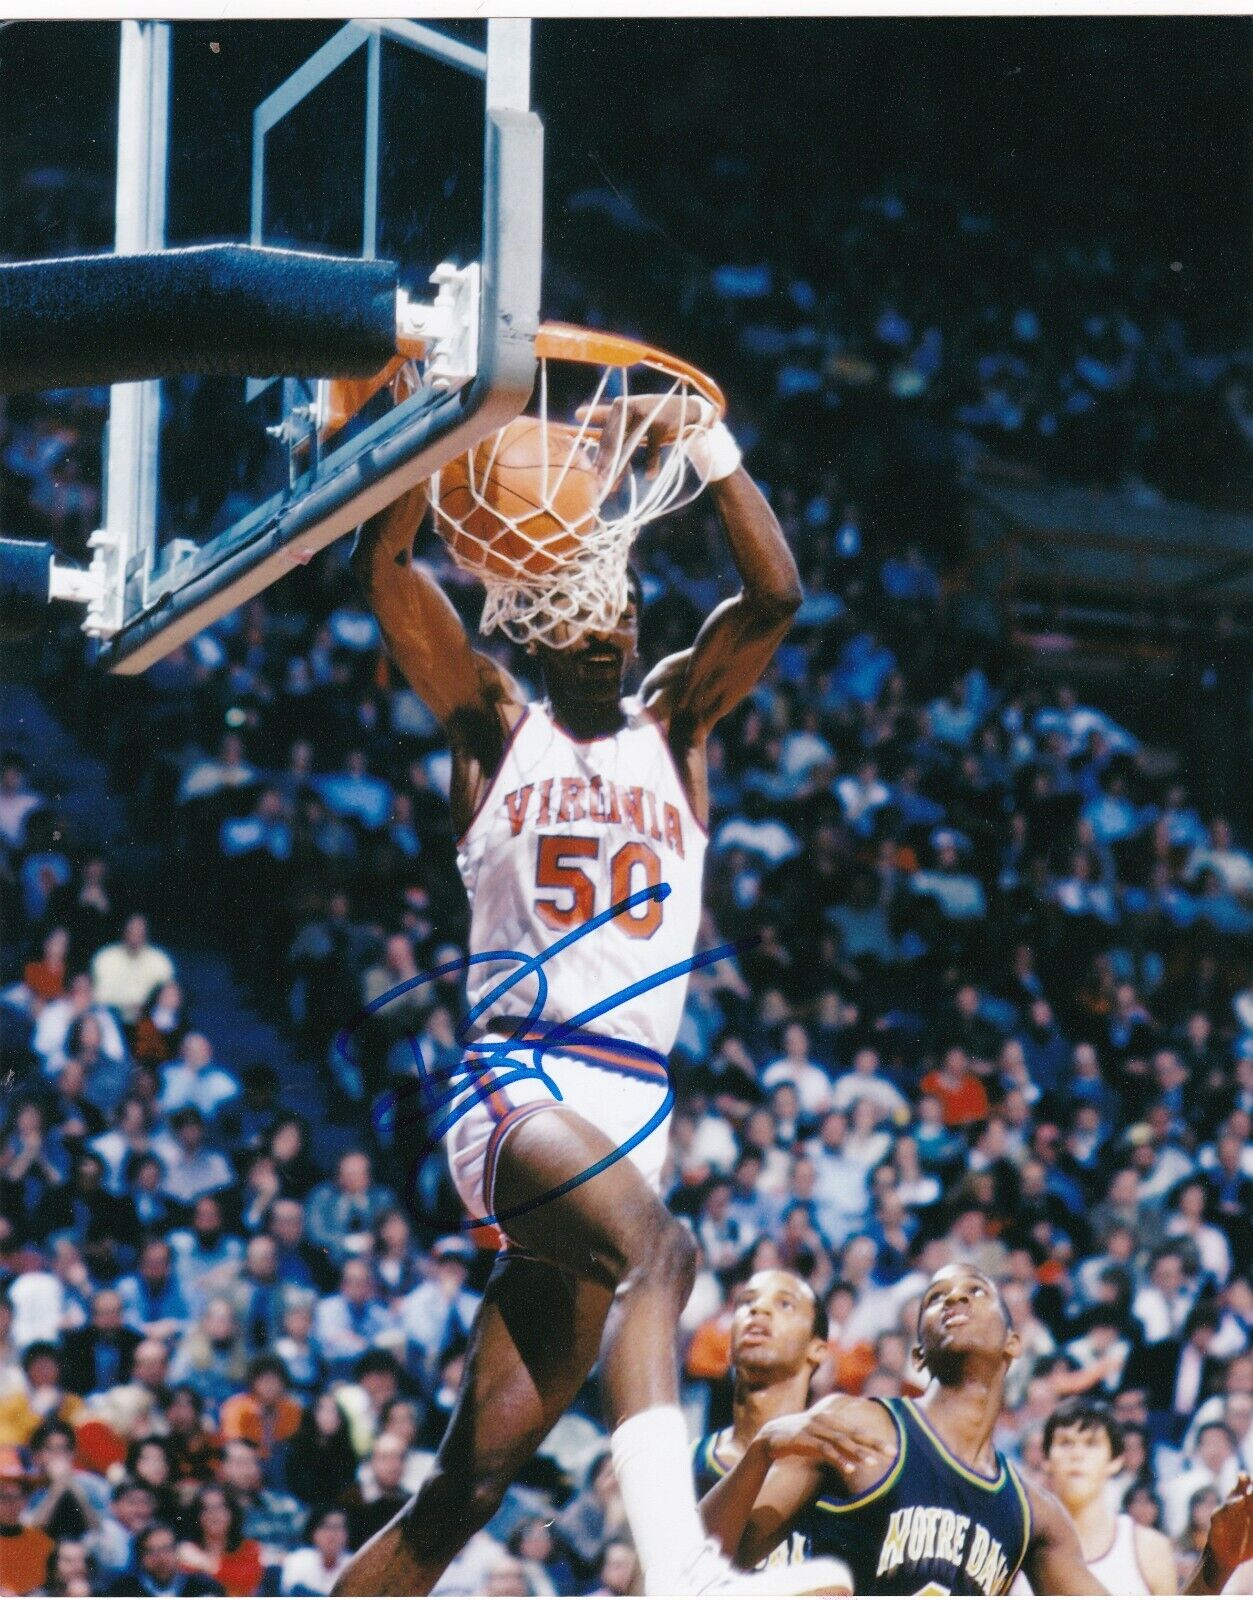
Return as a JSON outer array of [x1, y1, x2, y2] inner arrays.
[[335, 882, 754, 1231]]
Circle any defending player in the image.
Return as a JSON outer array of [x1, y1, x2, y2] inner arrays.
[[693, 1269, 850, 1580], [335, 397, 856, 1596], [701, 1264, 1253, 1595], [1041, 1399, 1175, 1594]]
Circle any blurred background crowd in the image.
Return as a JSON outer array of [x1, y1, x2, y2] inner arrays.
[[1, 16, 1251, 1599]]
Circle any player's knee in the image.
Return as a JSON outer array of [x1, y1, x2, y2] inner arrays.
[[408, 1461, 512, 1542], [629, 1212, 696, 1297]]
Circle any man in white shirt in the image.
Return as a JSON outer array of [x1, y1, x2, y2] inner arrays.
[[157, 1109, 234, 1206], [829, 1047, 910, 1123], [398, 1239, 482, 1391], [33, 971, 128, 1073], [1187, 818, 1253, 897], [159, 1033, 241, 1125], [1132, 1246, 1198, 1343], [761, 1024, 833, 1119], [0, 754, 43, 848], [1161, 1421, 1241, 1540], [90, 914, 175, 1025]]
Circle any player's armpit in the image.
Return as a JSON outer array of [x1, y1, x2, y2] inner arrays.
[[1022, 1482, 1110, 1597], [351, 484, 522, 740]]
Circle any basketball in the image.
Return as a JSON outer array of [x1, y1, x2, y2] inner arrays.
[[431, 417, 601, 582]]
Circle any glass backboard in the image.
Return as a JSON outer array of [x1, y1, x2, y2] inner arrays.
[[94, 19, 542, 674]]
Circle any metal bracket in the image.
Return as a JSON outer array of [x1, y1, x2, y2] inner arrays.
[[49, 524, 127, 637], [396, 261, 481, 392]]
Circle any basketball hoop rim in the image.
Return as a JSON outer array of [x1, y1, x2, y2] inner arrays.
[[534, 322, 727, 418]]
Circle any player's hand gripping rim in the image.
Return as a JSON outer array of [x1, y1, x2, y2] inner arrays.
[[576, 393, 716, 487]]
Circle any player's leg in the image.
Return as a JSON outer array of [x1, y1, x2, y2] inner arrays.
[[488, 1107, 735, 1592], [494, 1109, 853, 1595], [333, 1251, 610, 1596]]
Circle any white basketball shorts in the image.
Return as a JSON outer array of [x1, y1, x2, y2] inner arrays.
[[440, 1025, 673, 1241]]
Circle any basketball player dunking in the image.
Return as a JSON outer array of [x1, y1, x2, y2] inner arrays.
[[692, 1270, 852, 1585], [701, 1264, 1253, 1595], [335, 397, 857, 1597]]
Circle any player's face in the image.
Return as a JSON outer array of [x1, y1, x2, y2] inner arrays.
[[916, 1266, 1016, 1367], [730, 1270, 822, 1376], [536, 594, 640, 699], [1045, 1423, 1119, 1507]]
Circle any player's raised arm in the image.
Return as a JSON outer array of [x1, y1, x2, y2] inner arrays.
[[1022, 1483, 1111, 1596], [351, 484, 523, 806], [584, 395, 802, 740]]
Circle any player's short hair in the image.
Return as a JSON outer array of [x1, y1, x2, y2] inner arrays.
[[625, 564, 644, 617], [1043, 1398, 1125, 1459]]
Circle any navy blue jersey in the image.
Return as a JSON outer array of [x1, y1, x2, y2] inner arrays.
[[800, 1398, 1032, 1596], [692, 1427, 733, 1500]]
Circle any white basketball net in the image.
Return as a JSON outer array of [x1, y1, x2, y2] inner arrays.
[[428, 336, 724, 648]]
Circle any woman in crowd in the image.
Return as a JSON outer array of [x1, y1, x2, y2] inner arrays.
[[279, 1507, 351, 1597], [176, 1484, 263, 1598], [169, 1299, 250, 1416], [283, 1394, 359, 1511]]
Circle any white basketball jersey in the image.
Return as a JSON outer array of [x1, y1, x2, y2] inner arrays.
[[1089, 1515, 1151, 1595], [457, 697, 708, 1057]]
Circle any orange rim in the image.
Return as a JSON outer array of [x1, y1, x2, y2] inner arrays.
[[535, 322, 726, 418]]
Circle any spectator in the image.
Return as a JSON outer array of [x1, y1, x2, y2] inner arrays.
[[219, 1358, 302, 1468], [304, 1154, 393, 1268], [0, 1448, 54, 1597], [920, 1047, 990, 1128], [23, 927, 69, 1002], [59, 1289, 141, 1397], [88, 1477, 159, 1583], [42, 1535, 96, 1596], [0, 1345, 83, 1450], [760, 1023, 833, 1119], [217, 1439, 303, 1559], [177, 736, 258, 807], [89, 916, 176, 1027], [23, 1420, 109, 1541], [168, 1300, 249, 1415], [311, 1262, 396, 1381], [1133, 1248, 1200, 1344], [1161, 1421, 1241, 1540], [283, 1395, 359, 1512], [104, 1520, 224, 1597], [830, 1047, 910, 1122], [118, 1239, 191, 1344], [159, 1035, 242, 1127], [398, 1238, 480, 1392], [278, 1508, 350, 1596], [340, 1434, 409, 1551], [176, 1485, 263, 1598], [158, 1110, 234, 1207]]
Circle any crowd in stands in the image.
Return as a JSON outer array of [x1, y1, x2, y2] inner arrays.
[[3, 32, 1252, 1600]]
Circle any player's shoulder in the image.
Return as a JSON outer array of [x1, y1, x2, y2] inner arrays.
[[1021, 1476, 1074, 1549], [816, 1391, 902, 1446], [1129, 1516, 1176, 1587]]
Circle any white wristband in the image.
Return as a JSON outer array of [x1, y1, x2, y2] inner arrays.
[[687, 420, 742, 483]]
